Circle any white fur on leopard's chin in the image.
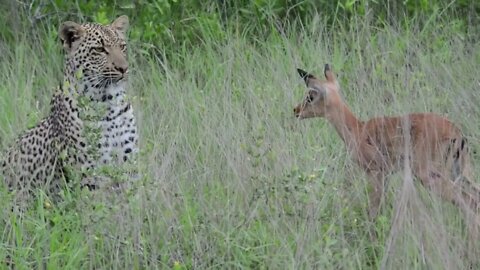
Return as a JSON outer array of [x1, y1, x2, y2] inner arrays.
[[106, 81, 128, 103], [77, 80, 128, 103], [108, 80, 127, 94]]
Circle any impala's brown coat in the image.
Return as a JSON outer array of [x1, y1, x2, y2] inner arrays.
[[294, 65, 478, 220]]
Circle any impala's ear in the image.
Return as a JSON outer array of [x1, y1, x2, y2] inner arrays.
[[111, 15, 129, 37], [324, 64, 336, 83], [59, 21, 85, 52], [297, 68, 316, 85]]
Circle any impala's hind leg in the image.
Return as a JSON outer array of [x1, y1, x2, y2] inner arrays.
[[416, 166, 480, 260], [416, 168, 480, 236], [416, 166, 475, 215]]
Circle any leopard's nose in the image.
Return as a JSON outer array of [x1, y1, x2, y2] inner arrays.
[[116, 65, 128, 74]]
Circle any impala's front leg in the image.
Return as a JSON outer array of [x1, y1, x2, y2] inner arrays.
[[366, 170, 386, 221], [362, 170, 386, 242], [356, 141, 387, 221]]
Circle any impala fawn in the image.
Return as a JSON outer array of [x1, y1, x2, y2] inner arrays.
[[294, 64, 479, 224]]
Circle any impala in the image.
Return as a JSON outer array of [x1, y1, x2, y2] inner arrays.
[[294, 64, 478, 222]]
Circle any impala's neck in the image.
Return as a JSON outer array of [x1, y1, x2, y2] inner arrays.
[[325, 99, 363, 149]]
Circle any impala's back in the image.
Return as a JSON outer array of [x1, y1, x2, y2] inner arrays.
[[363, 113, 468, 179]]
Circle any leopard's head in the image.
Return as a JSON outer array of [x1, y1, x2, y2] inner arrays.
[[59, 16, 129, 99]]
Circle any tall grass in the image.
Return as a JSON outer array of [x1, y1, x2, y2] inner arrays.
[[0, 13, 479, 269]]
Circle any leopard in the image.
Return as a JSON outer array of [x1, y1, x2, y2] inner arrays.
[[58, 15, 138, 171], [1, 16, 138, 204], [1, 86, 92, 204]]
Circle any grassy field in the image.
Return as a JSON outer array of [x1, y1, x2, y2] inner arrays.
[[0, 14, 480, 269]]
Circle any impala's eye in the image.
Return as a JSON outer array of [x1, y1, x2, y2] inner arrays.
[[306, 94, 314, 103], [306, 90, 317, 103]]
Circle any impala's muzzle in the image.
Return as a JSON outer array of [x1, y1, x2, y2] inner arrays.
[[293, 104, 302, 118]]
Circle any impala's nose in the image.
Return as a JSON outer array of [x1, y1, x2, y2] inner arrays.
[[293, 106, 301, 118]]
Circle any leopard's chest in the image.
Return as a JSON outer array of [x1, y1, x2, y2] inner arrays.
[[97, 103, 138, 164], [71, 81, 138, 165]]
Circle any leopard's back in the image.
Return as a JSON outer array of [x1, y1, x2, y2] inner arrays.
[[1, 90, 90, 200]]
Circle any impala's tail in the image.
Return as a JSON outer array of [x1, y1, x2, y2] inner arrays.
[[447, 137, 480, 211]]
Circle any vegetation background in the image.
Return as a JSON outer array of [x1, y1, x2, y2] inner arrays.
[[0, 0, 479, 269]]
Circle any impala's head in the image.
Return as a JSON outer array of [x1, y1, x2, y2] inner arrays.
[[294, 64, 341, 119]]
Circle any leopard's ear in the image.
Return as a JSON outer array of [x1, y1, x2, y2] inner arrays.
[[59, 21, 85, 52], [111, 15, 129, 38]]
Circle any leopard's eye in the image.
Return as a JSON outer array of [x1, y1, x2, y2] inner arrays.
[[119, 44, 127, 51], [93, 47, 107, 53]]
